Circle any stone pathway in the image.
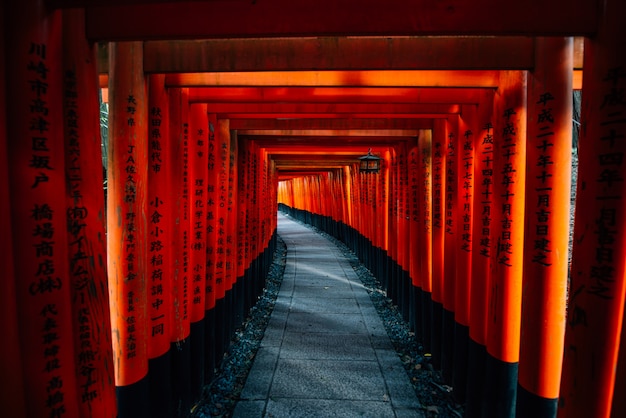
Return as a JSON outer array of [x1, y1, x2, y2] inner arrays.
[[233, 213, 424, 418]]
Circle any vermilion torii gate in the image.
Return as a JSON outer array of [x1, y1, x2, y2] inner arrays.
[[1, 1, 625, 418]]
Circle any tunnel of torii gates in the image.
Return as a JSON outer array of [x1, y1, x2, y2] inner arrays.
[[1, 0, 626, 418]]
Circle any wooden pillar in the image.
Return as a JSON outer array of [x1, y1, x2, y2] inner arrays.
[[63, 9, 117, 417], [559, 1, 626, 416], [213, 119, 230, 359], [107, 41, 149, 417], [517, 37, 572, 418], [442, 117, 458, 384], [0, 1, 27, 415], [204, 113, 218, 381], [188, 103, 208, 398], [408, 138, 422, 336], [466, 90, 495, 418], [419, 130, 434, 354], [5, 1, 81, 416], [226, 128, 240, 334], [431, 119, 446, 370], [454, 107, 477, 405], [147, 74, 172, 417], [485, 70, 527, 418], [168, 87, 192, 417]]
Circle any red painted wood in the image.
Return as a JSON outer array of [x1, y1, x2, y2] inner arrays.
[[487, 70, 527, 364], [205, 113, 219, 311], [189, 103, 208, 323], [83, 0, 597, 41], [230, 118, 433, 132], [213, 119, 230, 302], [559, 1, 626, 415], [518, 37, 572, 401], [225, 126, 238, 293], [418, 130, 433, 294], [164, 70, 502, 88], [147, 74, 172, 358], [5, 1, 81, 415], [169, 87, 191, 342], [431, 119, 446, 306], [455, 106, 477, 328], [443, 117, 458, 314], [188, 86, 485, 104], [142, 37, 535, 73], [200, 102, 461, 115], [63, 9, 116, 414], [107, 41, 149, 387], [468, 92, 495, 347], [0, 1, 27, 414]]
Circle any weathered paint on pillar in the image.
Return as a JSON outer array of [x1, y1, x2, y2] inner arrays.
[[559, 1, 626, 416], [147, 74, 173, 416], [431, 119, 446, 369], [5, 1, 81, 416], [169, 87, 190, 344], [168, 87, 192, 416], [206, 113, 218, 312], [0, 1, 27, 415], [63, 9, 117, 416], [465, 91, 494, 418], [189, 103, 208, 396], [454, 106, 477, 405], [485, 70, 527, 417], [408, 137, 422, 335], [189, 103, 208, 323], [147, 74, 172, 360], [517, 37, 572, 418], [419, 130, 433, 353], [442, 117, 458, 383], [107, 41, 149, 416], [226, 126, 238, 298]]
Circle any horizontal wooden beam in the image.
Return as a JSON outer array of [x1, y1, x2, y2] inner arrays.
[[163, 70, 502, 88], [144, 37, 535, 72], [221, 113, 450, 119], [229, 118, 433, 130], [203, 103, 461, 114], [188, 87, 486, 104], [239, 129, 420, 137], [83, 0, 598, 41]]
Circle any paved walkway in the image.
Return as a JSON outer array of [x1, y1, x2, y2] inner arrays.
[[233, 213, 424, 418]]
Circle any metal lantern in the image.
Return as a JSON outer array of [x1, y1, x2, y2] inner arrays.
[[358, 148, 382, 173]]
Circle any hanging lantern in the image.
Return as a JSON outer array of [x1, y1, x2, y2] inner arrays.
[[359, 148, 382, 173]]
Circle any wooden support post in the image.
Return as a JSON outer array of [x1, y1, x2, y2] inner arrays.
[[63, 9, 117, 417], [432, 119, 446, 370], [189, 103, 208, 397], [147, 74, 172, 417], [517, 37, 572, 418], [485, 70, 527, 418], [466, 90, 495, 418], [214, 119, 230, 359], [168, 87, 192, 417], [398, 142, 411, 323], [204, 113, 218, 382], [419, 130, 434, 355], [0, 1, 27, 414], [559, 1, 626, 416], [408, 138, 422, 336], [5, 1, 81, 416], [442, 117, 458, 384], [227, 128, 240, 333], [107, 41, 149, 417], [454, 107, 477, 405]]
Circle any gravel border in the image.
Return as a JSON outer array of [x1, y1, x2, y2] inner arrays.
[[192, 216, 463, 417]]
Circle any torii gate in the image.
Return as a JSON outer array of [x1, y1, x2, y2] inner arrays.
[[1, 1, 625, 418]]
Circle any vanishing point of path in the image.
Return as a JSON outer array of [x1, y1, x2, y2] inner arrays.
[[233, 213, 424, 418]]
